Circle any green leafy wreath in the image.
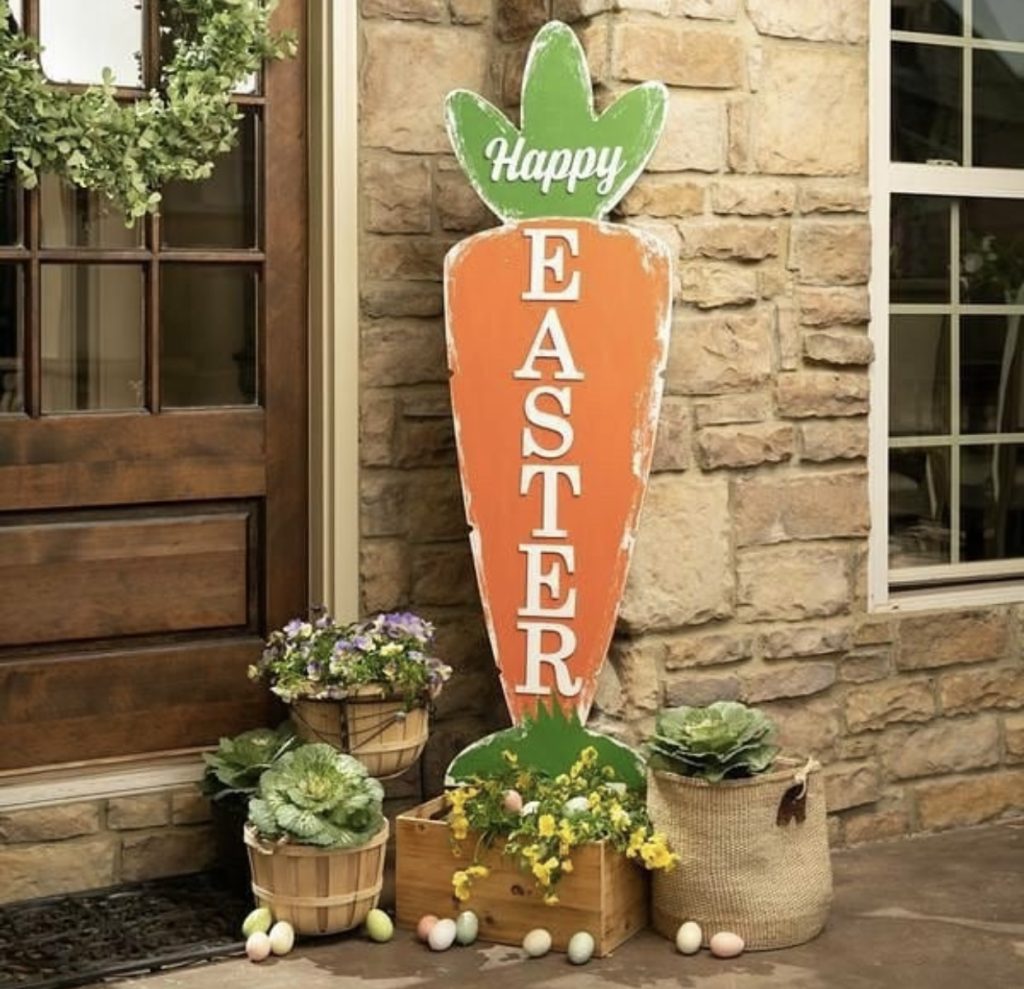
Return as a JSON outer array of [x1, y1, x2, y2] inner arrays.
[[0, 0, 295, 220]]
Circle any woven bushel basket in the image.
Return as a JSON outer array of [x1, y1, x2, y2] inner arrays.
[[648, 758, 832, 950], [292, 689, 429, 779], [244, 820, 388, 936]]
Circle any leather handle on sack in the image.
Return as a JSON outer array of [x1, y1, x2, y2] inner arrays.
[[776, 757, 818, 827]]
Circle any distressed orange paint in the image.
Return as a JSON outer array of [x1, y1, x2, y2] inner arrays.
[[446, 218, 672, 724]]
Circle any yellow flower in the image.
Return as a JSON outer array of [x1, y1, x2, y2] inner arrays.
[[561, 859, 574, 874], [467, 864, 490, 879], [515, 770, 533, 790], [543, 893, 560, 905], [538, 814, 556, 838], [450, 814, 469, 841], [521, 844, 540, 863], [609, 801, 630, 830], [502, 750, 519, 766], [580, 746, 597, 766], [558, 819, 575, 844], [587, 791, 601, 810], [531, 860, 553, 886], [626, 827, 646, 859], [452, 870, 472, 901]]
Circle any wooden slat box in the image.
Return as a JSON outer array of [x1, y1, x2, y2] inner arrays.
[[396, 796, 649, 956]]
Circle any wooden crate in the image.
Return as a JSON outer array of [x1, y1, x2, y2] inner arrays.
[[396, 797, 649, 956]]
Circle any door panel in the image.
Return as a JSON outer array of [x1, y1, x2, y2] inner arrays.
[[0, 0, 306, 772], [0, 510, 253, 646]]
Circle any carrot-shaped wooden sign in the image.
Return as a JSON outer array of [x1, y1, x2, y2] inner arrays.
[[445, 22, 671, 727]]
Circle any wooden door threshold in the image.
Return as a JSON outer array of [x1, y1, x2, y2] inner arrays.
[[0, 748, 207, 811]]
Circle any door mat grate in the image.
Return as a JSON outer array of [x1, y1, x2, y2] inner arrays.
[[0, 873, 252, 989]]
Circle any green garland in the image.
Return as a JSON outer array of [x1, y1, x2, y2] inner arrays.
[[0, 0, 295, 220]]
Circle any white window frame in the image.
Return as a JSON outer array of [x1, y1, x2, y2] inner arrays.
[[869, 0, 1024, 612]]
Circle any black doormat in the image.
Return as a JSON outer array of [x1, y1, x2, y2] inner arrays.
[[0, 873, 252, 989]]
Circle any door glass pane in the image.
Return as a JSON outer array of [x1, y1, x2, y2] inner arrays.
[[961, 199, 1024, 305], [891, 195, 951, 303], [891, 315, 951, 436], [961, 444, 1024, 560], [161, 111, 258, 249], [0, 265, 23, 415], [974, 0, 1024, 42], [160, 265, 257, 407], [159, 2, 258, 94], [892, 0, 963, 35], [0, 170, 20, 246], [39, 0, 144, 87], [961, 316, 1024, 434], [40, 174, 142, 249], [892, 41, 963, 164], [41, 265, 144, 413], [973, 50, 1024, 169], [889, 447, 952, 567]]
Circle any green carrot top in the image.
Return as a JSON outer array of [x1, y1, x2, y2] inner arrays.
[[445, 21, 668, 224]]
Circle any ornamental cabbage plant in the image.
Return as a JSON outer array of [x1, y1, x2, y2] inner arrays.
[[248, 744, 385, 848], [202, 724, 296, 803], [646, 702, 779, 783]]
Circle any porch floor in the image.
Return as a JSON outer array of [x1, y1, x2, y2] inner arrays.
[[100, 821, 1024, 989]]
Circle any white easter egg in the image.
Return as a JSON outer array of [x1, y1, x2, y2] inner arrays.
[[522, 928, 552, 958], [562, 796, 590, 817], [675, 921, 703, 955], [245, 931, 271, 962], [428, 918, 457, 951], [567, 931, 595, 965], [268, 920, 295, 955], [709, 931, 745, 958]]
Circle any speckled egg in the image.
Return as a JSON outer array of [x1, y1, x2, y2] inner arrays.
[[675, 921, 703, 955], [416, 914, 439, 942], [522, 928, 552, 958], [567, 931, 596, 965], [428, 918, 458, 952], [709, 931, 744, 958], [455, 910, 479, 945]]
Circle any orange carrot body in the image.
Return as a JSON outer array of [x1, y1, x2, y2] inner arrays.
[[446, 218, 672, 724]]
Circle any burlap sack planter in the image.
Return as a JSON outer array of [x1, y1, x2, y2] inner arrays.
[[647, 758, 832, 950]]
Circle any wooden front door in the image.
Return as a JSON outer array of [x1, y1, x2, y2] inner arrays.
[[0, 0, 307, 772]]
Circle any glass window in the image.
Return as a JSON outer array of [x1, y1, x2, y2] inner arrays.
[[40, 265, 145, 413], [40, 175, 142, 249], [892, 0, 963, 35], [160, 265, 258, 408], [39, 0, 145, 87], [0, 169, 20, 246], [0, 265, 23, 415]]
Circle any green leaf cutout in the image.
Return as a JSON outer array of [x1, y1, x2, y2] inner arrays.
[[445, 21, 667, 222], [446, 700, 645, 791]]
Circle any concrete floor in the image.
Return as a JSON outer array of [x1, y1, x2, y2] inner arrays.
[[105, 821, 1024, 989]]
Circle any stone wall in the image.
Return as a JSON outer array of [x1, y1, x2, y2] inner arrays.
[[0, 788, 215, 903], [358, 0, 1024, 844]]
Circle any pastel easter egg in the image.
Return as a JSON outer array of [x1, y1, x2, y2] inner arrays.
[[365, 909, 394, 943], [503, 789, 524, 814], [245, 931, 271, 963], [567, 931, 595, 965], [416, 914, 439, 942], [675, 921, 703, 955], [428, 918, 458, 952], [562, 796, 590, 817], [455, 910, 479, 945], [522, 928, 552, 958], [709, 931, 745, 958]]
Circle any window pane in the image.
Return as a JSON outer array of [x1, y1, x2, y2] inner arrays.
[[961, 316, 1024, 434], [161, 112, 258, 249], [6, 1, 21, 28], [159, 2, 258, 94], [892, 42, 963, 164], [891, 195, 951, 303], [891, 315, 951, 436], [0, 265, 23, 415], [961, 199, 1024, 305], [40, 174, 142, 249], [973, 50, 1024, 169], [0, 169, 20, 246], [41, 265, 144, 413], [889, 447, 952, 567], [974, 0, 1024, 42], [160, 266, 257, 407], [892, 0, 963, 35], [961, 444, 1024, 560], [39, 0, 144, 87]]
